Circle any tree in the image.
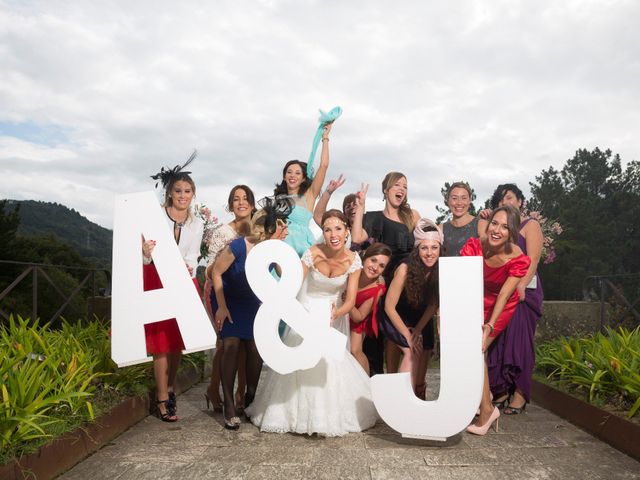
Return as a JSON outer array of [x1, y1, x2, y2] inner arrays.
[[529, 148, 640, 300], [434, 181, 479, 224]]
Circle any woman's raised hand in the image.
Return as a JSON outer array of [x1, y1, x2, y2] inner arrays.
[[322, 122, 332, 139], [326, 174, 346, 194], [355, 183, 369, 209]]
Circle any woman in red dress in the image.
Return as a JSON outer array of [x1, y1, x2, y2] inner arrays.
[[349, 242, 392, 375], [143, 153, 204, 422], [461, 205, 530, 435]]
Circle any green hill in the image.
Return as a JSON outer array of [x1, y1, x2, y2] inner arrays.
[[2, 199, 112, 267]]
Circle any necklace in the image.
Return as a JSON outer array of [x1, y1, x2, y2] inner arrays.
[[167, 208, 188, 228]]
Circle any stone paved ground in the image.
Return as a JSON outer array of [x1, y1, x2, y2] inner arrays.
[[59, 370, 639, 480]]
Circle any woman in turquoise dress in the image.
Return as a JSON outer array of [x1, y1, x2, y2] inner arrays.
[[273, 123, 333, 256]]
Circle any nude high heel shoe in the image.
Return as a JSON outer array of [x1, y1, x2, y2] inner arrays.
[[466, 406, 500, 436]]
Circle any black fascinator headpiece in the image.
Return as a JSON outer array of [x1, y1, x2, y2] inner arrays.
[[257, 195, 294, 235], [150, 150, 198, 189]]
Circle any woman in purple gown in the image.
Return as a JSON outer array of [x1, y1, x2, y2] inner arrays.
[[486, 184, 544, 414]]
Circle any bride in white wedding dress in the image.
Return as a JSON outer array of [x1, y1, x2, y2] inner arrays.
[[245, 210, 379, 436]]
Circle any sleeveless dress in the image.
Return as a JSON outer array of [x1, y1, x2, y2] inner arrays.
[[377, 261, 436, 350], [284, 196, 316, 257], [363, 211, 414, 282], [209, 238, 260, 340], [460, 237, 530, 337], [349, 283, 387, 337], [246, 249, 379, 436], [487, 219, 544, 402], [442, 216, 479, 257]]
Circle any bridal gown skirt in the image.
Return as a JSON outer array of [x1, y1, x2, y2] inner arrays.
[[245, 323, 379, 437]]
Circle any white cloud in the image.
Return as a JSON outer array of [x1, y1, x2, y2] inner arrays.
[[0, 0, 639, 229]]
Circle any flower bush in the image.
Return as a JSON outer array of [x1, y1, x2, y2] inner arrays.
[[524, 209, 563, 264]]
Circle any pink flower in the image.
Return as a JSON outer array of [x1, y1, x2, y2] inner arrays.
[[543, 248, 557, 264]]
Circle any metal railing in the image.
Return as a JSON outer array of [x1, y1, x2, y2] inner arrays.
[[582, 273, 640, 332], [0, 260, 111, 323]]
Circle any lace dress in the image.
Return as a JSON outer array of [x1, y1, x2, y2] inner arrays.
[[246, 249, 379, 436]]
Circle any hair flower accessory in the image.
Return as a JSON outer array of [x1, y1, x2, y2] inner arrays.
[[150, 150, 197, 189], [259, 196, 295, 235]]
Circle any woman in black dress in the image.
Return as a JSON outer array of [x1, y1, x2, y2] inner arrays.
[[351, 172, 421, 374]]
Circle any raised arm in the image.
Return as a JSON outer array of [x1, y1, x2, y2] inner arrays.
[[351, 183, 369, 244], [306, 123, 332, 206], [312, 174, 345, 227]]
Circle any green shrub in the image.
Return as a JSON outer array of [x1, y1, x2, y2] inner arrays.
[[536, 326, 640, 418]]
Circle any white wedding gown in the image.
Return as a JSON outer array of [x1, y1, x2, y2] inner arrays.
[[246, 249, 379, 436]]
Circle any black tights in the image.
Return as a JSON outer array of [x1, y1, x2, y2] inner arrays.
[[220, 338, 262, 418]]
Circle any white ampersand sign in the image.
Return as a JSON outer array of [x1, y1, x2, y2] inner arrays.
[[245, 240, 346, 374]]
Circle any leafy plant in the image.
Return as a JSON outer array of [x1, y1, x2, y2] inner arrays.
[[536, 326, 640, 418]]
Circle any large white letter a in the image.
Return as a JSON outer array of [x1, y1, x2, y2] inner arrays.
[[111, 191, 215, 367]]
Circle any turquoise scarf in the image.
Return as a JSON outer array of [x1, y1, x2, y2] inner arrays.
[[306, 106, 342, 179]]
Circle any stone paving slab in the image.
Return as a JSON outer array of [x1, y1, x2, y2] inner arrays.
[[58, 371, 640, 480]]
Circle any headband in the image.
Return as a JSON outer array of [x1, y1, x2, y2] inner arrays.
[[413, 218, 444, 246], [306, 106, 342, 179], [150, 150, 197, 189]]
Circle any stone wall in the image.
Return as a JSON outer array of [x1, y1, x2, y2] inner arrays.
[[536, 301, 607, 342]]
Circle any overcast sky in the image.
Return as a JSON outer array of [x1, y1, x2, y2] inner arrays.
[[1, 0, 639, 229]]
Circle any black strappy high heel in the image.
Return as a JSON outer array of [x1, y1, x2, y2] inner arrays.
[[156, 399, 178, 422]]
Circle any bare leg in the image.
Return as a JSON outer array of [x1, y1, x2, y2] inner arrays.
[[508, 389, 527, 409], [350, 331, 369, 375], [474, 358, 494, 426], [167, 351, 181, 391], [385, 340, 402, 373], [414, 348, 432, 399], [153, 353, 176, 420], [397, 346, 413, 377]]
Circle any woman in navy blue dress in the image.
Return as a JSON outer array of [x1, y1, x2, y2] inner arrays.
[[211, 197, 292, 429]]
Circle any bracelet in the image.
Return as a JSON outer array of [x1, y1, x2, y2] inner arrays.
[[322, 137, 329, 142], [487, 323, 494, 333]]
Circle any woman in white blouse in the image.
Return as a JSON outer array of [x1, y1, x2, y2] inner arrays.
[[143, 154, 204, 421], [203, 185, 256, 412]]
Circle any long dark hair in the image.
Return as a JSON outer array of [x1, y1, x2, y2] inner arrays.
[[483, 205, 521, 253], [226, 185, 257, 215], [273, 160, 313, 196], [405, 226, 441, 308]]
